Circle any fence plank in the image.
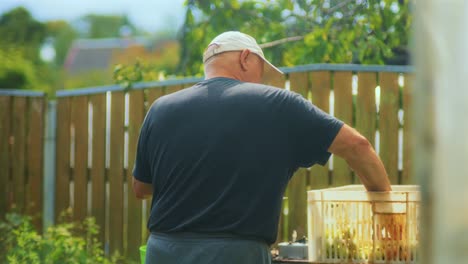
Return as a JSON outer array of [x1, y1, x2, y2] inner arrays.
[[12, 97, 27, 211], [26, 97, 45, 230], [165, 84, 183, 95], [126, 89, 145, 260], [0, 96, 11, 214], [263, 67, 285, 88], [332, 72, 353, 186], [310, 71, 331, 189], [71, 96, 89, 221], [379, 72, 400, 184], [287, 72, 309, 240], [90, 94, 107, 244], [147, 87, 165, 106], [402, 74, 414, 184], [280, 195, 289, 243], [109, 91, 125, 255], [143, 200, 151, 245], [290, 72, 309, 103], [275, 198, 286, 244], [183, 82, 197, 88], [355, 73, 377, 184], [287, 168, 309, 240], [55, 97, 71, 221]]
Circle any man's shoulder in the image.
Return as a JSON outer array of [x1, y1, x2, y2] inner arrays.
[[236, 81, 279, 90], [148, 79, 302, 108]]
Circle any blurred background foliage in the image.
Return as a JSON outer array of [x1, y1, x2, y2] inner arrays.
[[0, 0, 411, 93], [179, 0, 411, 75]]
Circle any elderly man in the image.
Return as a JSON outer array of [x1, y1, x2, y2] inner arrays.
[[133, 31, 391, 264]]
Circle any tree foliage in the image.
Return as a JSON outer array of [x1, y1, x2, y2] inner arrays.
[[0, 7, 47, 63], [0, 7, 50, 90], [178, 0, 412, 76], [75, 14, 138, 38], [112, 39, 180, 77], [0, 47, 39, 89], [45, 20, 78, 66], [0, 7, 56, 91], [0, 6, 151, 91], [0, 211, 128, 263]]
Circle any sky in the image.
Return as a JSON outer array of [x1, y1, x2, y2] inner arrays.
[[0, 0, 187, 33]]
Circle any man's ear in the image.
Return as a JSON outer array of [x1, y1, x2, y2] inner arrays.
[[239, 49, 250, 71]]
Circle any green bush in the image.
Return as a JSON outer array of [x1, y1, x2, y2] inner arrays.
[[0, 212, 128, 264], [0, 46, 39, 89]]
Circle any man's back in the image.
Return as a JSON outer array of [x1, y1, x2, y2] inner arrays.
[[134, 31, 390, 264], [133, 77, 343, 245]]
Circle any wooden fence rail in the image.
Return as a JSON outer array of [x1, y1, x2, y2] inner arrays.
[[1, 64, 414, 262]]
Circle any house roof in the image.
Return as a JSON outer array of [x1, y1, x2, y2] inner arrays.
[[64, 37, 152, 75]]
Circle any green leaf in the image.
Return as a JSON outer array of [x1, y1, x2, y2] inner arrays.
[[175, 0, 411, 74]]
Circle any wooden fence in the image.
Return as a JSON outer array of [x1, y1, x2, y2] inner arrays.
[[0, 64, 414, 261], [53, 78, 201, 260], [0, 90, 46, 231]]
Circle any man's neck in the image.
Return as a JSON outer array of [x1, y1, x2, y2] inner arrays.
[[204, 65, 243, 81]]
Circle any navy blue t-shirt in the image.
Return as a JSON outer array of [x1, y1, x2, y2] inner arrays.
[[133, 77, 343, 245]]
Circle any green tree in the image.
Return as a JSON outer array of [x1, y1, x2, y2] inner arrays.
[[178, 0, 411, 76], [0, 46, 39, 89], [0, 7, 57, 92], [46, 20, 77, 66], [77, 14, 138, 38], [0, 7, 47, 63]]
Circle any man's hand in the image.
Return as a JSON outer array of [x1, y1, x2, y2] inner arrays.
[[374, 212, 407, 261], [132, 177, 153, 199]]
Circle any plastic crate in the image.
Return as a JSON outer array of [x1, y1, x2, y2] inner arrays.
[[307, 185, 420, 263]]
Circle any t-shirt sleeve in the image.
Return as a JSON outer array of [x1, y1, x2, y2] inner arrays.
[[132, 114, 153, 184], [284, 92, 344, 168]]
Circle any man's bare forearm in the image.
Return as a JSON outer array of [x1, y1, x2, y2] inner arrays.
[[328, 124, 392, 192], [346, 143, 392, 192]]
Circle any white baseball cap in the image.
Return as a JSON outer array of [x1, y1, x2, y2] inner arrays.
[[203, 31, 283, 74]]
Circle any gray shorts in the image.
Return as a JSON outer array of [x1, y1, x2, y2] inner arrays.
[[145, 232, 272, 264]]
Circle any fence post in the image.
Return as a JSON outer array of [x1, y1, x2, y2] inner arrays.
[[43, 100, 57, 230]]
